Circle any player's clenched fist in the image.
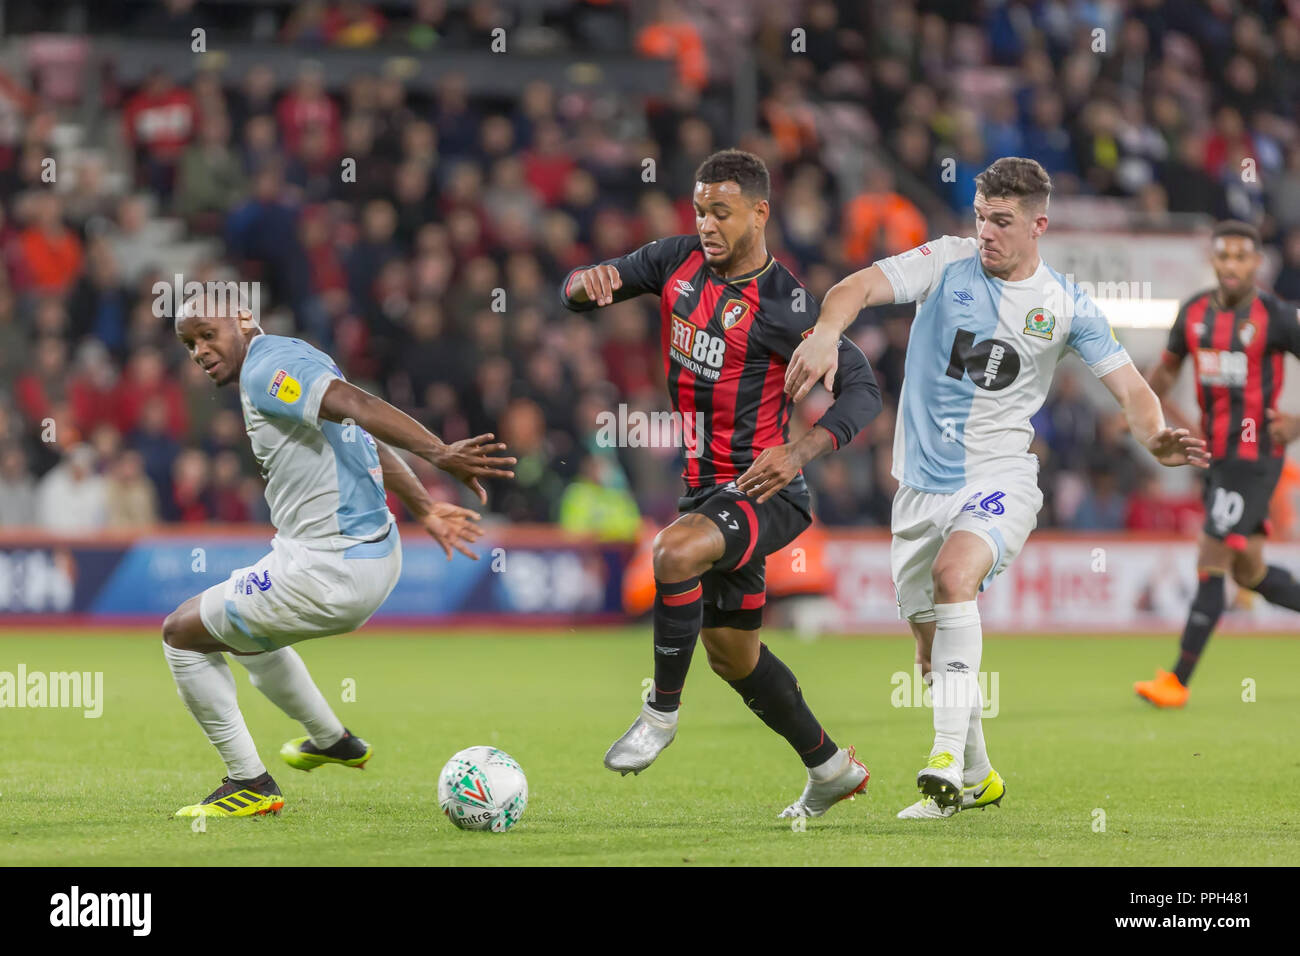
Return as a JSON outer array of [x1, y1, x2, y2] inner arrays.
[[569, 264, 623, 307]]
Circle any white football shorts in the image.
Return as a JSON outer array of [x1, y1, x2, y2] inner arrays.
[[200, 526, 402, 653], [890, 464, 1043, 623]]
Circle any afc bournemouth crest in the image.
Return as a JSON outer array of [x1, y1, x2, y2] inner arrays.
[[1237, 319, 1257, 346], [720, 298, 751, 330], [1023, 307, 1056, 340]]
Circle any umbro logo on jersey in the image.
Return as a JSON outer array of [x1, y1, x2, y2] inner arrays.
[[952, 289, 975, 305], [675, 279, 695, 295]]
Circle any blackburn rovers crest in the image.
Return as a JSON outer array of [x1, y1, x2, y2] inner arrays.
[[1023, 307, 1056, 340]]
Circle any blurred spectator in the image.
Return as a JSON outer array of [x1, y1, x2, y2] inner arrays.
[[1275, 230, 1300, 302], [35, 444, 107, 533], [104, 449, 159, 528], [1070, 467, 1128, 531], [113, 346, 188, 439], [122, 68, 198, 199], [15, 335, 71, 432], [557, 453, 641, 541], [104, 194, 166, 286], [277, 62, 341, 159], [225, 162, 304, 308], [636, 0, 708, 92], [210, 449, 251, 522], [842, 166, 926, 265], [69, 240, 131, 357], [0, 443, 36, 526], [324, 1, 386, 47], [128, 396, 181, 509], [175, 112, 247, 234], [15, 192, 83, 294], [170, 448, 212, 522]]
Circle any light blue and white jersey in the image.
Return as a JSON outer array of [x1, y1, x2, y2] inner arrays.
[[877, 235, 1132, 494], [238, 334, 392, 550]]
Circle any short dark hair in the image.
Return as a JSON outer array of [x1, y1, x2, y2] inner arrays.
[[974, 156, 1052, 210], [694, 149, 770, 201], [1212, 220, 1261, 249]]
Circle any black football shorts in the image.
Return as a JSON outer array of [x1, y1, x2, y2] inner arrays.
[[1201, 457, 1284, 548], [676, 481, 812, 631]]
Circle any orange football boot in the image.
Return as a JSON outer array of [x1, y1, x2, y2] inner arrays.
[[1134, 669, 1189, 708]]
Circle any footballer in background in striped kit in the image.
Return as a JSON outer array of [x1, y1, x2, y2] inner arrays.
[[1138, 220, 1300, 707]]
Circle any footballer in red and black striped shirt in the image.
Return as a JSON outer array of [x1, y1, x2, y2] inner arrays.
[[562, 149, 882, 816], [1138, 220, 1300, 706]]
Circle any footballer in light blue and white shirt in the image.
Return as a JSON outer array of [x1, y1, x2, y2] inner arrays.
[[783, 158, 1208, 818], [163, 304, 515, 819]]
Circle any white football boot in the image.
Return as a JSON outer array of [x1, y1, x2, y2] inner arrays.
[[896, 795, 958, 819], [603, 702, 677, 775], [777, 747, 869, 819], [916, 751, 963, 808]]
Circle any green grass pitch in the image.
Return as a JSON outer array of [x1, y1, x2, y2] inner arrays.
[[2, 628, 1297, 866]]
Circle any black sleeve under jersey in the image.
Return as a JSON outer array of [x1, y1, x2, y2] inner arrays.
[[1265, 293, 1300, 359], [559, 235, 698, 312], [751, 280, 883, 451], [1163, 297, 1194, 364]]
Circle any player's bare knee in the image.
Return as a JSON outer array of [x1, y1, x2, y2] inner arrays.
[[931, 562, 981, 604], [652, 525, 712, 582], [1231, 561, 1264, 590], [705, 647, 740, 680], [162, 609, 187, 649]]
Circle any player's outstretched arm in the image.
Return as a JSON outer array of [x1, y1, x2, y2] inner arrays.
[[319, 380, 517, 504], [375, 442, 484, 560], [1103, 362, 1210, 468], [786, 264, 895, 401]]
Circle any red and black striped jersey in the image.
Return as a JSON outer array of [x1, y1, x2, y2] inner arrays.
[[1163, 288, 1300, 460], [562, 234, 881, 494]]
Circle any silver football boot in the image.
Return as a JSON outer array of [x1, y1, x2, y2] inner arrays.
[[603, 702, 678, 775]]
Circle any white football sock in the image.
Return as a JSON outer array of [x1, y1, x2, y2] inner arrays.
[[236, 647, 345, 749], [642, 700, 678, 726], [163, 642, 265, 780], [808, 747, 849, 782], [963, 684, 992, 785], [928, 600, 982, 776]]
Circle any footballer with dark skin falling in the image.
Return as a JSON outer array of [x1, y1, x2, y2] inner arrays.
[[164, 302, 515, 817]]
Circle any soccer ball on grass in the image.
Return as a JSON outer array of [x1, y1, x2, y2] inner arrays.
[[437, 746, 528, 832]]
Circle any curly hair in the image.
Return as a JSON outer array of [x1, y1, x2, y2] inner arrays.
[[694, 149, 771, 201]]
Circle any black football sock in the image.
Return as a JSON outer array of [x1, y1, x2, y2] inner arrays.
[[648, 577, 702, 713], [1251, 565, 1300, 612], [1172, 571, 1226, 686], [727, 643, 839, 767]]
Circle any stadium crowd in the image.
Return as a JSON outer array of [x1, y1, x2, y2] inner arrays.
[[3, 0, 1300, 539]]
